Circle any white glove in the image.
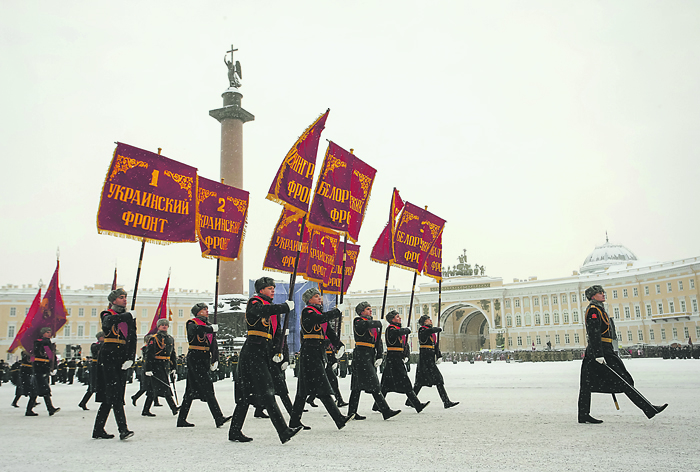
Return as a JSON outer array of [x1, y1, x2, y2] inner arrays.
[[596, 357, 606, 365], [210, 361, 218, 371], [403, 357, 409, 364], [51, 370, 57, 376], [211, 324, 219, 333], [332, 364, 339, 375], [374, 358, 382, 367], [281, 362, 289, 371], [121, 360, 133, 370], [335, 345, 346, 359], [286, 300, 295, 311], [170, 370, 177, 376], [436, 358, 443, 365], [272, 353, 283, 363], [145, 371, 153, 377]]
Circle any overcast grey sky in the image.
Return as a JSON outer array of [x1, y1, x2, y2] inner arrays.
[[1, 1, 698, 295]]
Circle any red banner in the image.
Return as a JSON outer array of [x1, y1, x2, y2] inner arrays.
[[196, 176, 249, 261], [322, 242, 360, 295], [97, 142, 197, 244], [304, 228, 339, 284], [422, 231, 443, 281], [8, 288, 41, 353], [147, 277, 170, 335], [308, 142, 376, 242], [392, 202, 445, 273], [262, 207, 310, 276], [370, 188, 404, 264], [267, 110, 329, 214]]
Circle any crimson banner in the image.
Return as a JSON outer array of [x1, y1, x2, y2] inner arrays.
[[8, 288, 41, 353], [262, 207, 310, 276], [322, 242, 360, 295], [267, 110, 329, 214], [147, 277, 170, 335], [392, 202, 445, 273], [97, 142, 197, 243], [370, 188, 404, 264], [308, 142, 376, 242], [304, 228, 339, 284], [196, 176, 249, 261], [423, 231, 443, 281]]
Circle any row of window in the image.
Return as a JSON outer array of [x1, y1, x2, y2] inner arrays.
[[611, 298, 698, 318], [507, 326, 700, 347], [506, 311, 579, 328], [506, 293, 578, 309], [610, 279, 695, 299], [511, 333, 579, 346]]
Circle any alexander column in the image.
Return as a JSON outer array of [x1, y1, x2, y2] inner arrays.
[[209, 46, 254, 295]]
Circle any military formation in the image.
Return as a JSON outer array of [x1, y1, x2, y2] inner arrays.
[[4, 282, 669, 442]]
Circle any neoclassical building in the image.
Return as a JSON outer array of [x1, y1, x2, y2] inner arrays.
[[1, 282, 213, 361], [337, 241, 700, 353]]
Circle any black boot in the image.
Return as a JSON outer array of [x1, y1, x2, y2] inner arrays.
[[11, 395, 20, 407], [280, 394, 294, 416], [45, 396, 60, 416], [142, 395, 155, 416], [267, 398, 301, 444], [79, 391, 91, 410], [437, 384, 458, 409], [646, 403, 668, 419], [320, 395, 352, 430], [92, 429, 115, 439], [578, 414, 603, 424], [228, 402, 250, 440], [177, 395, 194, 427], [372, 392, 400, 420]]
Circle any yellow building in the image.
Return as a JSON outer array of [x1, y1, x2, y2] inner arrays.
[[1, 283, 213, 361], [338, 241, 700, 353]]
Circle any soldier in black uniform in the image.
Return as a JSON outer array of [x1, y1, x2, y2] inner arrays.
[[578, 285, 668, 423], [348, 301, 400, 421], [228, 277, 302, 443], [142, 319, 179, 417], [67, 357, 77, 384], [379, 310, 429, 413], [288, 288, 353, 431], [26, 327, 60, 416], [10, 355, 24, 408], [78, 331, 104, 410], [230, 352, 238, 380], [92, 288, 137, 440], [177, 303, 231, 428], [413, 314, 458, 409]]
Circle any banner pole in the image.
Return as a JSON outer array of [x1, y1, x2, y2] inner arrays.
[[436, 279, 442, 345], [380, 263, 391, 319], [213, 178, 224, 325], [406, 271, 418, 328], [277, 213, 307, 354], [131, 238, 146, 311]]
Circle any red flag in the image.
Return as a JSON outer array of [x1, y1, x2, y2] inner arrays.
[[267, 110, 329, 214], [392, 203, 445, 273], [262, 207, 311, 276], [321, 243, 360, 295], [308, 143, 377, 242], [7, 288, 41, 353], [97, 142, 198, 244], [304, 228, 339, 285], [422, 231, 444, 281], [370, 188, 404, 264], [147, 276, 170, 335], [41, 261, 69, 336], [196, 176, 249, 261]]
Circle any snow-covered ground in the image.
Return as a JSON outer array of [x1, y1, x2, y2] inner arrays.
[[0, 358, 697, 472]]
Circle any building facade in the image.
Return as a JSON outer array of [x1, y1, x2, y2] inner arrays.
[[337, 242, 700, 354], [1, 283, 213, 361]]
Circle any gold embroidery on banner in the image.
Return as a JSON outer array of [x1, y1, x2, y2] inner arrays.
[[109, 155, 148, 181], [226, 196, 248, 213], [353, 170, 371, 197], [323, 154, 347, 179], [164, 170, 194, 200], [422, 220, 441, 241], [399, 211, 418, 228], [198, 187, 216, 204]]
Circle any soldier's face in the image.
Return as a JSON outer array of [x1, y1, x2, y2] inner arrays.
[[260, 286, 275, 298], [197, 308, 209, 318], [308, 293, 322, 305], [592, 292, 606, 302], [158, 324, 168, 333], [43, 330, 52, 338], [361, 306, 373, 318], [114, 294, 128, 307], [424, 318, 433, 327]]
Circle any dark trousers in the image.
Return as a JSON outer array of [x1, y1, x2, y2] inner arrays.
[[290, 392, 346, 428], [143, 391, 177, 414], [177, 383, 223, 424], [93, 363, 129, 434], [578, 369, 656, 418], [230, 396, 288, 438], [26, 395, 55, 413], [413, 384, 451, 405], [347, 389, 391, 416]]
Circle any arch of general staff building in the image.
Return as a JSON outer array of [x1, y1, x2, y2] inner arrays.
[[439, 302, 491, 352]]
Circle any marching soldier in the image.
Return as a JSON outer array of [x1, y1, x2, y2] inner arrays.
[[288, 288, 353, 431], [347, 302, 400, 421], [10, 354, 28, 408], [92, 289, 136, 440], [78, 331, 105, 410], [177, 303, 231, 428], [228, 277, 302, 443], [379, 310, 429, 412], [67, 357, 77, 384], [412, 314, 458, 409], [26, 327, 60, 416], [142, 319, 179, 417], [578, 285, 667, 423], [230, 352, 238, 380]]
